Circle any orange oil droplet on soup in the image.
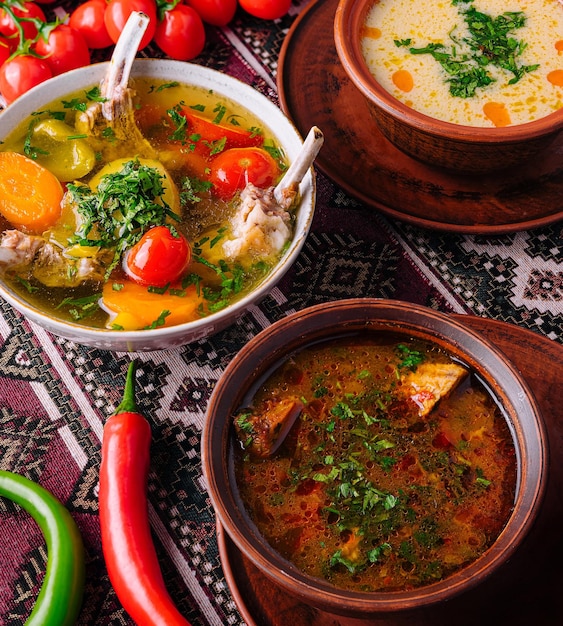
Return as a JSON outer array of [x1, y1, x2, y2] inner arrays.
[[360, 25, 381, 39], [547, 69, 563, 87], [555, 40, 563, 54], [392, 69, 414, 92], [483, 101, 512, 127]]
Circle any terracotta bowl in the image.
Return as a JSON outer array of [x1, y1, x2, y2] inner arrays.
[[334, 0, 563, 173], [0, 60, 316, 351], [202, 299, 547, 618]]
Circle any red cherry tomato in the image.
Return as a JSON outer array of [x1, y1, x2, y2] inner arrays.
[[154, 5, 205, 61], [186, 0, 237, 27], [124, 226, 191, 288], [238, 0, 291, 20], [104, 0, 157, 50], [69, 0, 113, 49], [0, 55, 52, 104], [34, 25, 91, 76], [0, 2, 46, 41], [0, 36, 12, 66], [209, 147, 280, 200]]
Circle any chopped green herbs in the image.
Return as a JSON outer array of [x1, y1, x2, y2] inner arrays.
[[396, 0, 539, 97], [234, 334, 516, 592], [67, 159, 179, 277]]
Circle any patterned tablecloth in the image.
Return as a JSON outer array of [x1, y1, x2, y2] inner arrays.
[[0, 1, 561, 625]]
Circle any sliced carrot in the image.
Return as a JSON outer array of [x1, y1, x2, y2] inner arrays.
[[360, 25, 381, 40], [392, 69, 414, 93], [0, 152, 63, 234], [483, 101, 511, 127], [101, 280, 206, 330], [547, 69, 563, 87]]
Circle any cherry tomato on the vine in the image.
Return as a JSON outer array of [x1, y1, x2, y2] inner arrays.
[[124, 226, 192, 288], [0, 36, 12, 66], [69, 0, 113, 49], [0, 1, 46, 41], [0, 55, 52, 104], [104, 0, 157, 50], [154, 4, 205, 61], [238, 0, 291, 20], [186, 0, 237, 27], [34, 24, 91, 76], [209, 147, 280, 199]]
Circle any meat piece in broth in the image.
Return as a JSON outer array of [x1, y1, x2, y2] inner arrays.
[[400, 362, 468, 417], [0, 229, 107, 287], [223, 127, 324, 263], [235, 397, 304, 458], [74, 13, 156, 161], [222, 183, 293, 260]]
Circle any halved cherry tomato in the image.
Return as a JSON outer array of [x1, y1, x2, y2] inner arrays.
[[0, 1, 46, 40], [0, 55, 52, 104], [154, 4, 205, 61], [69, 0, 113, 49], [208, 147, 280, 199], [186, 0, 237, 27], [238, 0, 291, 20], [34, 24, 91, 76], [124, 226, 191, 287], [180, 108, 264, 156], [104, 0, 157, 50]]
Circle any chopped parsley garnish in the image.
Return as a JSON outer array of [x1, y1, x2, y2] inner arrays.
[[395, 344, 425, 371], [66, 159, 179, 277], [55, 294, 101, 321], [396, 0, 539, 97]]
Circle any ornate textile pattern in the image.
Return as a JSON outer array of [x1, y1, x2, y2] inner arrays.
[[392, 221, 563, 342]]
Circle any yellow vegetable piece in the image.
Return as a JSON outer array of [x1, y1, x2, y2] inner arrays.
[[30, 119, 96, 182], [101, 280, 206, 330], [0, 152, 63, 234], [89, 158, 181, 215]]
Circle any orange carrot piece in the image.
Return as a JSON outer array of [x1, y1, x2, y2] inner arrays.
[[483, 102, 511, 127], [392, 69, 414, 93], [101, 280, 206, 330], [0, 152, 63, 234]]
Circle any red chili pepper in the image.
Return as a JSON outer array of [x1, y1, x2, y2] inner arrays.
[[99, 360, 191, 626]]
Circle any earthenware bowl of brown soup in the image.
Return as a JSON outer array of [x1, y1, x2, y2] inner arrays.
[[0, 60, 316, 351], [202, 299, 547, 618], [334, 0, 563, 173]]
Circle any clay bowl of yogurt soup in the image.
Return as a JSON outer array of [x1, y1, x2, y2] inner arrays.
[[202, 299, 547, 617], [0, 56, 319, 351], [334, 0, 563, 172]]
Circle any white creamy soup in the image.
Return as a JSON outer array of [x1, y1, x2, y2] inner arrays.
[[361, 0, 563, 127]]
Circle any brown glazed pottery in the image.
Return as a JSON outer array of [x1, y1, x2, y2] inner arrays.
[[202, 299, 548, 618], [333, 0, 563, 173]]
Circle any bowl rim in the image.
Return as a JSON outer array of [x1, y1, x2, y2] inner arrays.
[[202, 298, 548, 614], [0, 59, 316, 351], [334, 0, 563, 142]]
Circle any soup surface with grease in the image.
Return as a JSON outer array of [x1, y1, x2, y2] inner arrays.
[[0, 78, 292, 330], [233, 332, 517, 592], [361, 0, 563, 127]]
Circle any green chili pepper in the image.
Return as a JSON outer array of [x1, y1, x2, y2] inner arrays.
[[0, 470, 85, 626]]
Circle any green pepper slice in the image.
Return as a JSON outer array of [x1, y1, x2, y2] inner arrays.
[[0, 470, 85, 626]]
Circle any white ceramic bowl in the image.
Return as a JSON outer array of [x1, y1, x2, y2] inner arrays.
[[0, 60, 316, 351]]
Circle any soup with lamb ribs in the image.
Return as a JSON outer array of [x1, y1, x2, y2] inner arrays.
[[233, 332, 517, 592], [0, 78, 294, 331]]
